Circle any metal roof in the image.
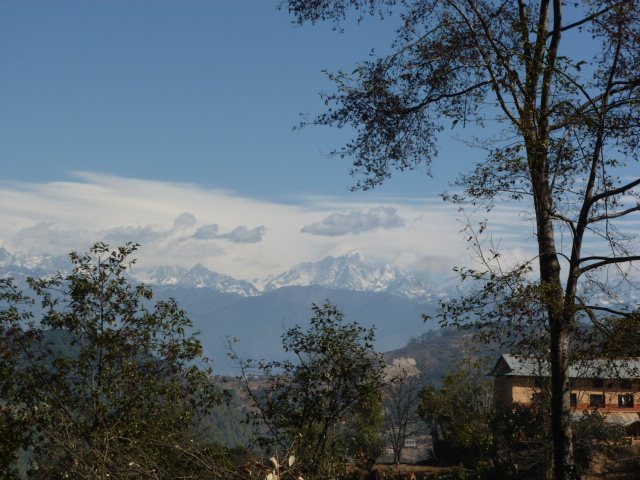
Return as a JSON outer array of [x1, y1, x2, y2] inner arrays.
[[491, 354, 640, 379], [571, 411, 640, 426]]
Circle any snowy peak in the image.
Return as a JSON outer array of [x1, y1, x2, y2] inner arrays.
[[255, 251, 435, 300], [145, 252, 435, 299], [0, 249, 72, 280], [136, 265, 189, 286], [156, 263, 259, 296], [0, 249, 435, 300]]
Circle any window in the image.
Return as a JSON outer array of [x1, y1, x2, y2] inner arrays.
[[620, 380, 633, 390], [589, 394, 606, 408], [570, 393, 577, 408], [592, 378, 604, 388], [619, 394, 634, 408]]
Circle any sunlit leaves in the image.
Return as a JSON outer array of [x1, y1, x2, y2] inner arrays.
[[1, 243, 226, 478], [236, 302, 384, 478]]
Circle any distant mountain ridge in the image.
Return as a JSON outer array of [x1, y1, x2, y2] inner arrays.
[[139, 264, 261, 296], [0, 248, 443, 375], [255, 251, 435, 300], [0, 249, 438, 301]]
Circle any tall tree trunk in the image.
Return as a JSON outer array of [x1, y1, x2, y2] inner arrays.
[[531, 146, 575, 479], [550, 323, 576, 479]]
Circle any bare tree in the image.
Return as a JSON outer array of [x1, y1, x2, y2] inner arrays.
[[382, 357, 426, 464], [281, 2, 640, 478]]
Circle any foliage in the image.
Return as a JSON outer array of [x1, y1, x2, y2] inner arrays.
[[281, 1, 640, 478], [201, 402, 256, 448], [487, 404, 550, 479], [572, 409, 625, 470], [343, 391, 385, 472], [592, 311, 640, 357], [0, 278, 36, 479], [418, 352, 547, 479], [418, 352, 494, 468], [0, 243, 228, 479], [234, 301, 385, 478]]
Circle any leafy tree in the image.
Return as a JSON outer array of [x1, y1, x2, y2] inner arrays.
[[0, 243, 226, 479], [487, 404, 548, 479], [201, 402, 255, 448], [572, 409, 625, 470], [344, 386, 385, 473], [235, 301, 385, 478], [419, 352, 545, 479], [280, 1, 640, 478], [418, 352, 494, 468], [593, 311, 640, 357], [0, 278, 36, 479]]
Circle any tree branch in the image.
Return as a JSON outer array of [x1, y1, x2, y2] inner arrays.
[[551, 212, 576, 236], [580, 255, 640, 274], [400, 80, 494, 114], [560, 2, 628, 33], [589, 178, 640, 206], [451, 0, 523, 123], [581, 305, 635, 318], [588, 205, 640, 224]]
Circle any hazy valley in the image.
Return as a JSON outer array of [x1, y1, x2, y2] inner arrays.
[[0, 247, 451, 374]]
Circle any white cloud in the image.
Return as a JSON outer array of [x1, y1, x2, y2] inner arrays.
[[0, 172, 534, 281], [191, 224, 266, 243], [221, 225, 266, 243], [174, 212, 197, 229], [192, 224, 220, 240], [301, 206, 404, 236]]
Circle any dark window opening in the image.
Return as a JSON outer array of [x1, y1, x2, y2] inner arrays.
[[592, 379, 604, 388], [570, 393, 577, 408], [621, 380, 632, 390], [619, 394, 634, 408], [590, 394, 606, 408]]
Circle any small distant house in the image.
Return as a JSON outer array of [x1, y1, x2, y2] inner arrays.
[[491, 354, 640, 435], [403, 438, 417, 448]]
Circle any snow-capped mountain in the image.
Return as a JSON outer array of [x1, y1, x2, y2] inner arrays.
[[134, 263, 259, 296], [255, 251, 435, 300], [0, 247, 444, 375], [175, 264, 259, 296], [0, 251, 71, 282], [137, 265, 189, 285], [0, 248, 436, 300], [0, 251, 70, 273]]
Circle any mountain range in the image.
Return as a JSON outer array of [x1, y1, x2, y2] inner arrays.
[[131, 250, 440, 300], [0, 248, 446, 374]]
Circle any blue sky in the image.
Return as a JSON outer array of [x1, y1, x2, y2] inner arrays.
[[2, 0, 418, 195], [0, 0, 532, 281]]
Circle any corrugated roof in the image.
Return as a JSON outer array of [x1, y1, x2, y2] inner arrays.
[[572, 411, 640, 426], [491, 354, 640, 379]]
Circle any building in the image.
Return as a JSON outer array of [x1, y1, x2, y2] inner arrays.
[[403, 438, 417, 449], [491, 354, 640, 434]]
